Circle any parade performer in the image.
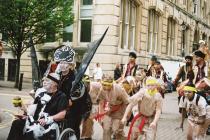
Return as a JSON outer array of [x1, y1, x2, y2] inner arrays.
[[173, 55, 193, 113], [193, 50, 208, 84], [153, 61, 167, 83], [80, 75, 100, 140], [121, 77, 163, 140], [178, 83, 210, 140], [97, 76, 129, 140], [55, 28, 108, 139], [173, 55, 193, 87], [146, 56, 157, 77], [118, 52, 138, 82], [7, 73, 68, 140], [54, 45, 92, 140], [120, 76, 137, 96]]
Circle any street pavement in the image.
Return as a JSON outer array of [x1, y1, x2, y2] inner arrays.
[[0, 82, 210, 140], [0, 81, 32, 140]]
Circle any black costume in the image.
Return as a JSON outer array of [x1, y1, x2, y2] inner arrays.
[[7, 91, 68, 140], [59, 71, 92, 140]]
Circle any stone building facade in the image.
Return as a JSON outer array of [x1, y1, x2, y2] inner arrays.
[[0, 0, 210, 82], [72, 0, 210, 78]]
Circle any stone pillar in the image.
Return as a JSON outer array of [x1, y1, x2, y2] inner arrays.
[[72, 0, 80, 48], [91, 0, 121, 74]]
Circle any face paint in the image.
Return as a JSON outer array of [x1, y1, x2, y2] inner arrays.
[[59, 63, 70, 72], [146, 83, 158, 96], [147, 89, 158, 96], [147, 84, 157, 90], [102, 82, 113, 91], [43, 78, 53, 92], [184, 90, 193, 96]]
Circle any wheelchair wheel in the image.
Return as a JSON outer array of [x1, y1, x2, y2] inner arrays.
[[58, 128, 77, 140]]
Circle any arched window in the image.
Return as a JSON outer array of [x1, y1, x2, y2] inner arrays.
[[166, 18, 176, 56], [147, 9, 159, 53], [120, 0, 139, 50]]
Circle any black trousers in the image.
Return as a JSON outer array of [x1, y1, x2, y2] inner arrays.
[[67, 114, 82, 140], [7, 119, 57, 140], [7, 119, 26, 140]]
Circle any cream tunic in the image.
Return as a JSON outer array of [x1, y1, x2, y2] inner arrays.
[[129, 88, 163, 117], [97, 83, 129, 119]]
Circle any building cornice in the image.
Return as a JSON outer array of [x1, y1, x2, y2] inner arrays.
[[163, 0, 210, 29]]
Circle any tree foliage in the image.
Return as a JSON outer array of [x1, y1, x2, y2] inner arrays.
[[0, 0, 74, 87]]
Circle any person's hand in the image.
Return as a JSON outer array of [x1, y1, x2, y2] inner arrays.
[[149, 121, 156, 129], [45, 116, 54, 125], [121, 117, 127, 125], [68, 99, 73, 106], [14, 114, 27, 119], [38, 118, 46, 126]]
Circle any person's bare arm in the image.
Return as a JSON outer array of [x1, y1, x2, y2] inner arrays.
[[121, 103, 135, 124], [173, 67, 183, 86], [51, 110, 66, 121], [39, 110, 66, 126], [150, 100, 162, 128], [98, 100, 105, 114], [179, 108, 186, 131]]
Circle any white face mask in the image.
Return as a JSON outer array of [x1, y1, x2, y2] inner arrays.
[[57, 63, 70, 72], [43, 78, 53, 92]]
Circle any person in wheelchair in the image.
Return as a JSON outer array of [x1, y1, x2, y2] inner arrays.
[[7, 73, 68, 140]]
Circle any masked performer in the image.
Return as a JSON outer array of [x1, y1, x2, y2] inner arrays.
[[121, 77, 163, 140], [96, 76, 129, 140], [54, 45, 92, 140], [179, 83, 210, 140]]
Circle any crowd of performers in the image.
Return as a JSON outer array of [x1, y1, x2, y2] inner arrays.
[[6, 40, 210, 140]]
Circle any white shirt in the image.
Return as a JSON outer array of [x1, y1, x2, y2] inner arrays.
[[93, 67, 103, 80], [179, 94, 209, 121]]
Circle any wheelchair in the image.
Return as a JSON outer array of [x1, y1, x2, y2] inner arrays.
[[57, 119, 77, 140]]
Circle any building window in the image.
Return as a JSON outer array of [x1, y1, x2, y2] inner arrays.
[[181, 23, 189, 56], [121, 0, 138, 50], [202, 2, 207, 19], [39, 60, 50, 78], [63, 24, 73, 42], [80, 20, 92, 42], [80, 0, 93, 43], [193, 29, 200, 51], [8, 59, 17, 81], [45, 23, 56, 42], [63, 32, 73, 42], [82, 0, 92, 5], [167, 18, 176, 56], [193, 0, 198, 15], [148, 9, 159, 53], [0, 58, 5, 80], [184, 29, 189, 55], [2, 32, 8, 42], [202, 33, 206, 40], [183, 0, 187, 5]]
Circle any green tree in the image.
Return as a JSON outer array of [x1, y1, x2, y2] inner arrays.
[[0, 0, 74, 87]]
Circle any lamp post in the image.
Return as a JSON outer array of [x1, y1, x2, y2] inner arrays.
[[181, 22, 187, 57]]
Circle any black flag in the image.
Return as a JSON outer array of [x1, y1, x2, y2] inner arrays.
[[71, 27, 109, 93], [29, 33, 41, 91]]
